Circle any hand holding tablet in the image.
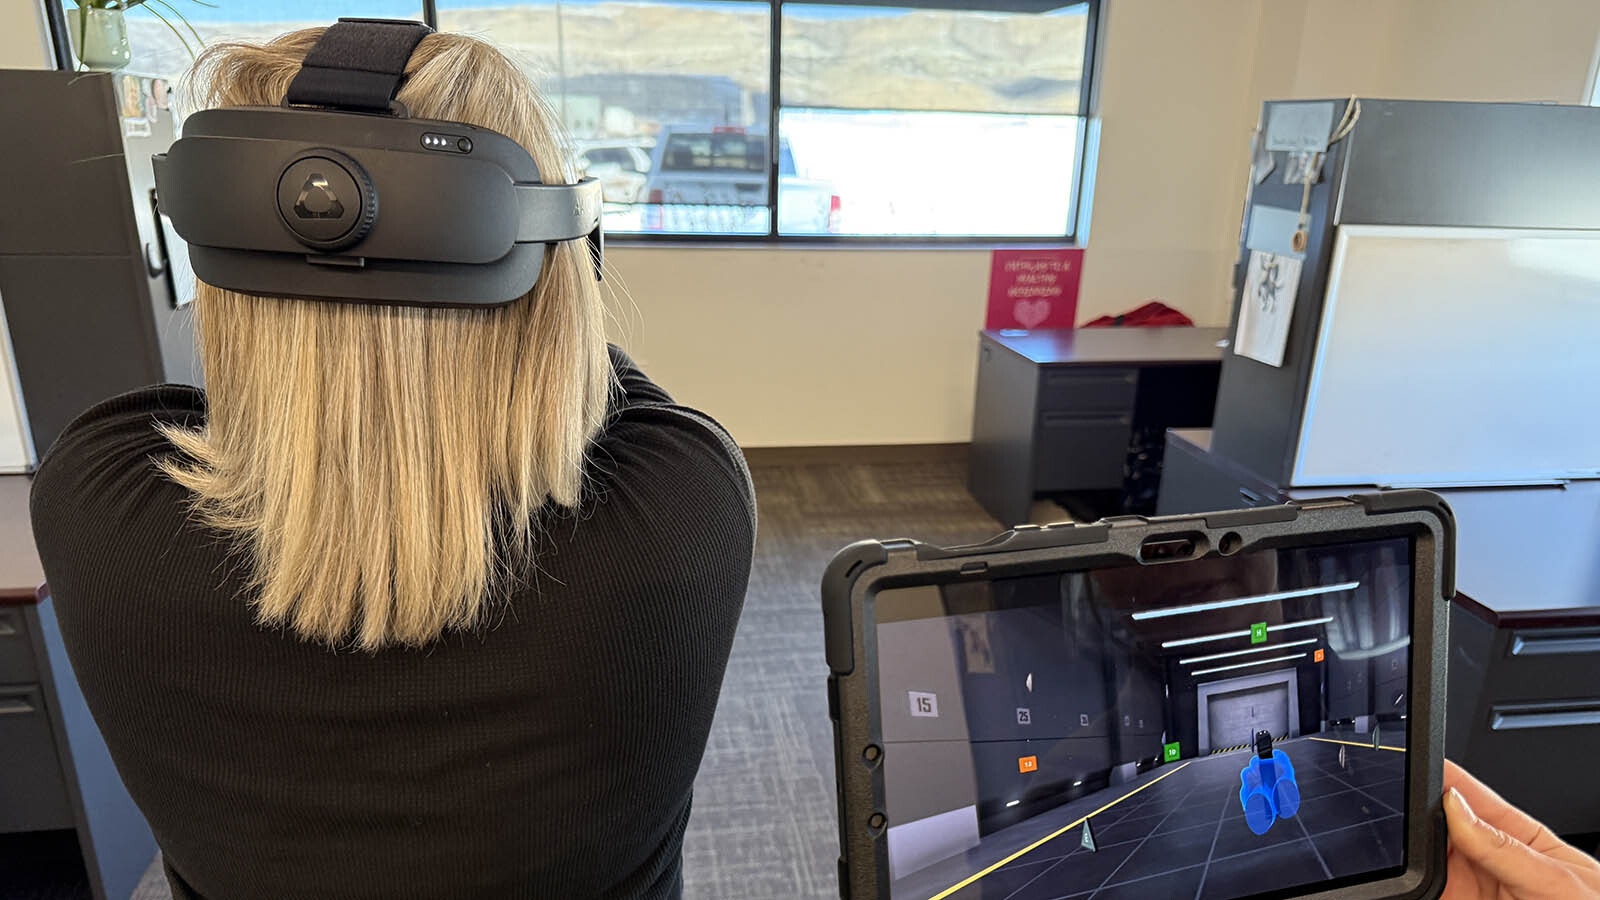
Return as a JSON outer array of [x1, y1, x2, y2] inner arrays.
[[1441, 760, 1600, 900]]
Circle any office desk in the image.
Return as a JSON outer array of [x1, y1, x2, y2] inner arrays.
[[0, 475, 153, 900], [1158, 430, 1600, 836], [968, 327, 1225, 526]]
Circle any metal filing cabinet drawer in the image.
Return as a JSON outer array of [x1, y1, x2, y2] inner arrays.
[[1033, 412, 1133, 492], [0, 607, 38, 685], [1482, 627, 1600, 705], [1037, 368, 1138, 413], [0, 684, 75, 833]]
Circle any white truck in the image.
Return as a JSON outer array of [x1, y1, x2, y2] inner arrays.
[[575, 140, 653, 204], [640, 127, 839, 235]]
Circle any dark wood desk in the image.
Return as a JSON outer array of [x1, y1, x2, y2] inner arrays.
[[0, 475, 153, 900], [968, 327, 1226, 526]]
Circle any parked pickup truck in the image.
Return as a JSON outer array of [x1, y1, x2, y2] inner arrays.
[[641, 127, 839, 235], [575, 140, 653, 204]]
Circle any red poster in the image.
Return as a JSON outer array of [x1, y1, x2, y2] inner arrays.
[[986, 248, 1083, 330]]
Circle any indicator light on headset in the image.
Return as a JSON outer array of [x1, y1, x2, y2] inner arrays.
[[421, 132, 470, 153]]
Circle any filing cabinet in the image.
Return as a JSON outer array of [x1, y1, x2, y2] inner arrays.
[[968, 327, 1224, 526]]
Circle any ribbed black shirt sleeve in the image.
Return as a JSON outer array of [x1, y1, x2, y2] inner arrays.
[[28, 348, 754, 900]]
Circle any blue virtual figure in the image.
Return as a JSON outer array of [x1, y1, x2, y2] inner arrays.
[[1239, 730, 1301, 836]]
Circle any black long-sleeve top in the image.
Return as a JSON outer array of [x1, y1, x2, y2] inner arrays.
[[29, 347, 755, 900]]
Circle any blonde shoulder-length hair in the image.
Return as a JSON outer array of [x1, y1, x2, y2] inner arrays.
[[160, 29, 611, 650]]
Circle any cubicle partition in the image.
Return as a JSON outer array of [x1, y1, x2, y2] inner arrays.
[[1160, 98, 1600, 837]]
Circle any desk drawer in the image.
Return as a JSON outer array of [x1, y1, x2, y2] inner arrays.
[[1038, 369, 1138, 413], [1034, 412, 1132, 492], [0, 607, 38, 685], [1468, 700, 1600, 835], [1480, 626, 1600, 705], [0, 685, 75, 833]]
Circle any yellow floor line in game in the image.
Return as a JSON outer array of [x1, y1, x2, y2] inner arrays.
[[1307, 736, 1407, 753], [926, 760, 1195, 900]]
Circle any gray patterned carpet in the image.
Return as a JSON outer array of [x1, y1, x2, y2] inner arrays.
[[119, 460, 1002, 900]]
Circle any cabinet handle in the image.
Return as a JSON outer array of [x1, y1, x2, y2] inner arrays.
[[1045, 372, 1137, 387], [1511, 632, 1600, 656], [1491, 701, 1600, 731], [1041, 413, 1132, 427], [1239, 488, 1264, 506], [0, 697, 35, 716], [0, 615, 14, 636]]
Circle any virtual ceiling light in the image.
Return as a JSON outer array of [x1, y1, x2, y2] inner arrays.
[[1131, 582, 1359, 621], [1160, 616, 1336, 649], [1192, 652, 1308, 677], [1179, 637, 1320, 666]]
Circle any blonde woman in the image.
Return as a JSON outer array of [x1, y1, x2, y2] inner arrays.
[[30, 27, 754, 900]]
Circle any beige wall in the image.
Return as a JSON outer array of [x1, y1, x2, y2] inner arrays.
[[1386, 0, 1600, 104], [610, 0, 1599, 448], [3, 0, 1597, 446], [616, 0, 1268, 447], [0, 0, 48, 69]]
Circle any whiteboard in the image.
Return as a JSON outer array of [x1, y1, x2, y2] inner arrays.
[[1294, 226, 1600, 486]]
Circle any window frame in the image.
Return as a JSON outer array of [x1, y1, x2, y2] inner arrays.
[[1587, 31, 1600, 105], [47, 0, 1100, 244]]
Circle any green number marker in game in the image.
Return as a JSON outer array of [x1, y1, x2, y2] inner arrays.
[[1163, 741, 1180, 763], [1250, 622, 1268, 644]]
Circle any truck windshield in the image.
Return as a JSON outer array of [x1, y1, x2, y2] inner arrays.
[[661, 133, 767, 172]]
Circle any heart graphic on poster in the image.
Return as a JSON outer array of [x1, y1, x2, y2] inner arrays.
[[1014, 299, 1051, 329]]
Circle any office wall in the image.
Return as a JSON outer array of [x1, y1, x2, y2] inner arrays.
[[4, 1, 1597, 448], [1244, 0, 1600, 106], [0, 0, 48, 68], [0, 0, 48, 469], [1385, 0, 1600, 104], [613, 0, 1266, 447], [624, 0, 1600, 447]]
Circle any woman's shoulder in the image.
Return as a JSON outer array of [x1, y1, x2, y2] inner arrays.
[[33, 384, 205, 501], [592, 347, 754, 525], [592, 400, 754, 527]]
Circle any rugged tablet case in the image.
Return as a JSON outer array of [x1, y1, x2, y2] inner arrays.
[[822, 491, 1453, 900]]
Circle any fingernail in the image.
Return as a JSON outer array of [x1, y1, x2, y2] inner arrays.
[[1448, 787, 1478, 825]]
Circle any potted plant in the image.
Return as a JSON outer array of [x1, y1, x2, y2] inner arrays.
[[66, 0, 208, 72]]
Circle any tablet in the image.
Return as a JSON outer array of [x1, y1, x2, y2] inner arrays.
[[823, 492, 1452, 900]]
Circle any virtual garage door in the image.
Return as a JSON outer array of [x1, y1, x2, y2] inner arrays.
[[1206, 682, 1290, 751]]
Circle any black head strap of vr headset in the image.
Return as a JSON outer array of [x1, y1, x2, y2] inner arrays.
[[154, 18, 604, 307], [286, 18, 433, 114]]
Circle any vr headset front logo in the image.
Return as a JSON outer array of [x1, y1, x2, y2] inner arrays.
[[294, 174, 346, 220]]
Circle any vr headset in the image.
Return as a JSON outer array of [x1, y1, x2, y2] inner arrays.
[[153, 18, 603, 308]]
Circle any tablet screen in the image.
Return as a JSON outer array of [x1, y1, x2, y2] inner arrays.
[[874, 537, 1411, 900]]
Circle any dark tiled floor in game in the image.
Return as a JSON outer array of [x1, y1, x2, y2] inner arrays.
[[898, 736, 1405, 900]]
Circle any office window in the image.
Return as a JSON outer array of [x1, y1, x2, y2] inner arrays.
[[437, 0, 773, 236], [445, 0, 1096, 240], [780, 3, 1088, 237], [60, 0, 1096, 240], [63, 1, 425, 81]]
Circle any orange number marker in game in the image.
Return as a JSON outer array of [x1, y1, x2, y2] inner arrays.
[[1314, 648, 1326, 663], [1018, 755, 1038, 773]]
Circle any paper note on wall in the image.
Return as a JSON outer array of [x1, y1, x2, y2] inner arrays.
[[1235, 250, 1301, 367], [1264, 102, 1335, 154]]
